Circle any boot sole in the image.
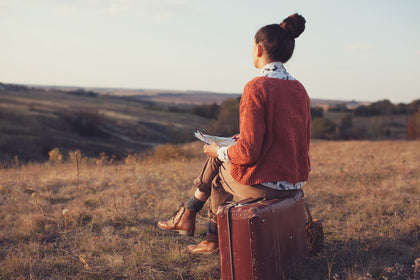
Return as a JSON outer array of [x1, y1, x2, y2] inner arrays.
[[188, 247, 219, 256], [157, 224, 194, 236]]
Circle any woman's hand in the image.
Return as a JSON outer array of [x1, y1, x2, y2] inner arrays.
[[203, 142, 220, 158]]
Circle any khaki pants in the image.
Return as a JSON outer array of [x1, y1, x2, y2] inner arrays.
[[193, 158, 300, 223]]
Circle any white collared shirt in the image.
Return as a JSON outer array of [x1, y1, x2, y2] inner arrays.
[[260, 61, 295, 80]]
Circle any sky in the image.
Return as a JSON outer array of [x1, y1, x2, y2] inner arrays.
[[1, 0, 419, 103]]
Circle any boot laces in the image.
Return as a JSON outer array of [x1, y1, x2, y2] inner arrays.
[[170, 203, 185, 222]]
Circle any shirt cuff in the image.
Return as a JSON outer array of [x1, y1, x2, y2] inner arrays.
[[217, 146, 230, 163]]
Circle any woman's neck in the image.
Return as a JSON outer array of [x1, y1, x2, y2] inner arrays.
[[255, 56, 274, 69]]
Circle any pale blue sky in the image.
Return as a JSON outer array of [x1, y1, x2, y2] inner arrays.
[[1, 0, 419, 103]]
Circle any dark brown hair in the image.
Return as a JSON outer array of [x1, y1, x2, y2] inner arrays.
[[254, 13, 306, 63]]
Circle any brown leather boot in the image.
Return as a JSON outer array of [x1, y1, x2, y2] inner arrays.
[[157, 204, 196, 236], [187, 233, 218, 255]]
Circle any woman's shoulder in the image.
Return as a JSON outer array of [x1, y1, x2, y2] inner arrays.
[[244, 76, 271, 92], [245, 76, 305, 92], [245, 76, 269, 86]]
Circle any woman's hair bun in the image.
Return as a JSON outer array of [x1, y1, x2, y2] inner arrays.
[[279, 13, 306, 39]]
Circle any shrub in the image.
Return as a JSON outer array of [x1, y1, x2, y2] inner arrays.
[[48, 148, 63, 163], [146, 103, 164, 111], [311, 117, 337, 139], [61, 109, 106, 137], [167, 106, 188, 114], [65, 88, 98, 97], [68, 150, 82, 164], [0, 153, 20, 169], [191, 103, 220, 119]]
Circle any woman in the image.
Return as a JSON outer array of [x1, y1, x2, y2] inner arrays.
[[158, 13, 310, 254]]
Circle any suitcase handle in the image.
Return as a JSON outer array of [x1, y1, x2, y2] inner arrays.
[[236, 197, 266, 206], [221, 197, 263, 208]]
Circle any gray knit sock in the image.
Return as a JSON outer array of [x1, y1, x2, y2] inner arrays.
[[185, 196, 205, 213], [208, 221, 218, 235]]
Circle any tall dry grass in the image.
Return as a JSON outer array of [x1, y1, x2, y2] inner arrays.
[[0, 140, 419, 279], [300, 140, 419, 280]]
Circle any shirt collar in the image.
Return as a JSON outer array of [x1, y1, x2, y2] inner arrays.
[[259, 62, 295, 80]]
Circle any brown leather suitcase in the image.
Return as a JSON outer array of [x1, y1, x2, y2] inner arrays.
[[217, 191, 307, 280]]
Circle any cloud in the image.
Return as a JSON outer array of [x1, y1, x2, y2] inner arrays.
[[345, 44, 373, 51], [416, 49, 420, 57]]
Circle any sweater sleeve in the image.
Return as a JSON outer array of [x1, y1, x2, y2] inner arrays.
[[227, 80, 266, 165]]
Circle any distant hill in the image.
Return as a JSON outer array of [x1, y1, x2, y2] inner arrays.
[[27, 84, 371, 107], [0, 83, 211, 162], [130, 93, 241, 105], [310, 98, 371, 110]]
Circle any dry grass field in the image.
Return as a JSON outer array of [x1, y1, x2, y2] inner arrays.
[[0, 140, 419, 279]]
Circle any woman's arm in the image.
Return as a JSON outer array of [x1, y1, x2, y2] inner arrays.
[[203, 142, 219, 158], [227, 81, 266, 165]]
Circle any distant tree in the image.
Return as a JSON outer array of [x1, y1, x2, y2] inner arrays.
[[333, 114, 354, 140], [66, 88, 98, 97], [354, 100, 395, 116], [207, 97, 240, 136], [191, 103, 220, 119], [395, 103, 408, 114], [311, 117, 336, 139], [372, 99, 394, 115], [354, 99, 419, 117], [354, 105, 380, 116], [310, 107, 324, 119], [340, 114, 353, 129], [407, 105, 420, 140], [368, 117, 386, 139], [328, 103, 349, 112], [407, 99, 420, 114]]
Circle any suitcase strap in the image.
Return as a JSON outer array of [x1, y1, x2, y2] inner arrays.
[[225, 203, 236, 280], [304, 203, 313, 223]]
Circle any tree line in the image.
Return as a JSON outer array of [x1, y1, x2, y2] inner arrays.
[[185, 98, 420, 140]]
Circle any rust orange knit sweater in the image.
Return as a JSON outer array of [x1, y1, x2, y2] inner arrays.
[[227, 76, 311, 185]]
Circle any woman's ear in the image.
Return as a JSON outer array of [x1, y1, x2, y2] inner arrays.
[[257, 44, 263, 57]]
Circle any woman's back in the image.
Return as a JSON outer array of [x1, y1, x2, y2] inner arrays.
[[228, 76, 311, 185]]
